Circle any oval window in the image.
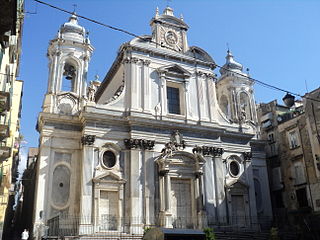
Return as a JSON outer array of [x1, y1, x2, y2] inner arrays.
[[103, 151, 116, 168], [229, 161, 240, 177]]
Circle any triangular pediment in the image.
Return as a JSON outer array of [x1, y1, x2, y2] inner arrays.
[[93, 171, 125, 183], [229, 179, 249, 189], [158, 64, 191, 78]]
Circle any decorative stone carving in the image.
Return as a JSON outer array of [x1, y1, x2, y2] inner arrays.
[[195, 71, 216, 80], [170, 130, 186, 149], [57, 94, 77, 115], [122, 57, 151, 65], [192, 145, 224, 157], [243, 151, 252, 160], [124, 138, 155, 150], [81, 135, 96, 145], [105, 73, 125, 104], [159, 169, 169, 176]]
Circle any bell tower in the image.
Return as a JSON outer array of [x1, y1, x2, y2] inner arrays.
[[43, 14, 93, 115], [150, 7, 189, 52], [216, 50, 258, 125]]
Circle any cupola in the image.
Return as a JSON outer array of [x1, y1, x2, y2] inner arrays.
[[59, 13, 86, 43], [219, 50, 244, 75]]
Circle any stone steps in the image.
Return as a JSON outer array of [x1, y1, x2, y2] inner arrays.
[[215, 231, 269, 240], [79, 233, 143, 240]]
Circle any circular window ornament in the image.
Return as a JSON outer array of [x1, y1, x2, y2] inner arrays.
[[229, 160, 240, 177], [102, 151, 116, 169], [165, 31, 178, 45]]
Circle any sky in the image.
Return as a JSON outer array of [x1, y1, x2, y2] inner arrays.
[[19, 0, 320, 167]]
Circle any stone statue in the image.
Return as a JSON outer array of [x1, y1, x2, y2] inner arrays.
[[87, 81, 96, 102], [240, 104, 247, 121]]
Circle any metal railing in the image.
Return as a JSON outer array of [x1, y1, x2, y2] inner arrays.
[[45, 215, 273, 238]]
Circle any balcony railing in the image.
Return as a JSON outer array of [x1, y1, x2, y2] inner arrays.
[[0, 115, 9, 140], [0, 74, 11, 114], [0, 141, 11, 161]]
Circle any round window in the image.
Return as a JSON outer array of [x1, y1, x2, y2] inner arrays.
[[103, 151, 116, 168], [229, 161, 240, 177]]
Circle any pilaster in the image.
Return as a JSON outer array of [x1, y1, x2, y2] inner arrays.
[[79, 135, 95, 235], [243, 152, 258, 227], [129, 149, 144, 234], [142, 60, 151, 113]]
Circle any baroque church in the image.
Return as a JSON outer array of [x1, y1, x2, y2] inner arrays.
[[33, 7, 272, 238]]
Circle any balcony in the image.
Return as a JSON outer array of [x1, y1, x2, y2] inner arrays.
[[0, 141, 11, 161], [0, 74, 11, 115], [0, 115, 9, 140]]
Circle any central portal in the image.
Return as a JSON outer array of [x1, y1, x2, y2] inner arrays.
[[171, 179, 192, 228], [231, 195, 246, 227], [99, 191, 118, 231]]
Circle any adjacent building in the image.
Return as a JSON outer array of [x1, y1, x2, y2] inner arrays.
[[0, 0, 24, 238], [258, 96, 320, 236], [33, 7, 272, 239]]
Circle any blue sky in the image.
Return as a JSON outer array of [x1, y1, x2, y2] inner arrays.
[[19, 0, 320, 155]]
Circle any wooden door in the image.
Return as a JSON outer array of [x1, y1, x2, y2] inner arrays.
[[171, 179, 192, 228], [99, 191, 118, 231], [231, 195, 246, 227]]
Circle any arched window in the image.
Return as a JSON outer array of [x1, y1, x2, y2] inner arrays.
[[239, 92, 252, 121], [220, 95, 230, 118], [62, 62, 76, 92]]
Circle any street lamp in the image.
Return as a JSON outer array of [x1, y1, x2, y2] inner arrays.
[[282, 93, 295, 108]]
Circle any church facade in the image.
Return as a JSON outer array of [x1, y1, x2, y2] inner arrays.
[[33, 7, 272, 238]]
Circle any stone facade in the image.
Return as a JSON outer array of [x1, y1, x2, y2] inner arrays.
[[33, 8, 272, 239], [258, 97, 320, 233]]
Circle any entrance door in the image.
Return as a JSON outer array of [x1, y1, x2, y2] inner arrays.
[[231, 195, 246, 227], [99, 191, 118, 231], [171, 179, 192, 228]]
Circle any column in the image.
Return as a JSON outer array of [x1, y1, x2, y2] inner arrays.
[[142, 60, 151, 113], [206, 74, 216, 121], [195, 171, 206, 228], [129, 149, 144, 234], [244, 153, 258, 229], [79, 136, 95, 234], [213, 149, 227, 224], [203, 155, 216, 225], [159, 73, 167, 116], [123, 57, 131, 111], [184, 80, 190, 120], [130, 58, 140, 111]]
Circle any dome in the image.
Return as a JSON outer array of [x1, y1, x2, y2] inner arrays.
[[219, 50, 243, 75], [60, 14, 86, 40]]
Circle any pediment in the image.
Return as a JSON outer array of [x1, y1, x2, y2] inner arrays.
[[227, 179, 249, 190], [93, 171, 125, 183], [158, 64, 191, 78]]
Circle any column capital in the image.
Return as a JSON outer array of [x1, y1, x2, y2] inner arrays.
[[81, 135, 95, 145], [124, 138, 155, 150], [243, 151, 252, 161], [192, 145, 224, 157]]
